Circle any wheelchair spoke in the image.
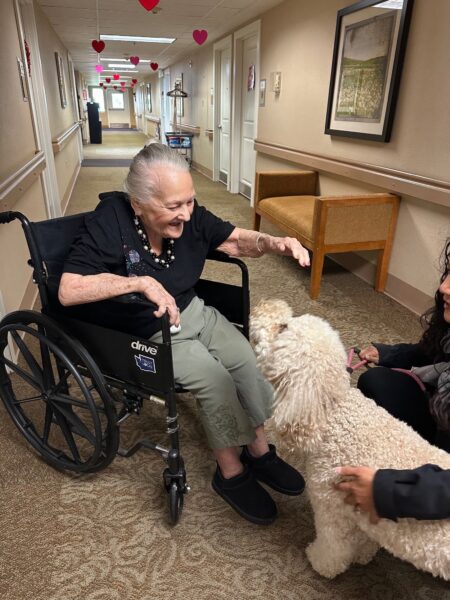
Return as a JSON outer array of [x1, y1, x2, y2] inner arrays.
[[12, 394, 43, 405], [42, 403, 54, 444], [50, 392, 106, 414], [1, 356, 44, 392], [10, 330, 44, 388], [52, 409, 82, 463], [51, 401, 97, 446]]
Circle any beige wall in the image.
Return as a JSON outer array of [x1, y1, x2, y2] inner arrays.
[[0, 1, 48, 315], [255, 0, 450, 307]]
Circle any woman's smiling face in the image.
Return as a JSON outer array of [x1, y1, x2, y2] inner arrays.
[[131, 166, 195, 243], [440, 267, 450, 324]]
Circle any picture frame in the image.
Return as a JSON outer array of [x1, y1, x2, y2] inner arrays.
[[54, 51, 67, 109], [146, 83, 152, 113], [324, 0, 414, 142]]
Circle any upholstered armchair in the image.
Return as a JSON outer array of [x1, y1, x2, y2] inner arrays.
[[253, 170, 400, 299]]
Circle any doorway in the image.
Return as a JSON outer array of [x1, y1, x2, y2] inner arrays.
[[213, 35, 232, 189], [231, 21, 260, 203]]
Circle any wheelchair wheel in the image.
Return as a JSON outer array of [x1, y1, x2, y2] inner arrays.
[[0, 310, 119, 473], [168, 481, 184, 525]]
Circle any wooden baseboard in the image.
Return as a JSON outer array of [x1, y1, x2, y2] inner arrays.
[[191, 161, 213, 180], [332, 253, 433, 315]]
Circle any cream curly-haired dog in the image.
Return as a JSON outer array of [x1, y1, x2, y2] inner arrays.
[[250, 299, 450, 580]]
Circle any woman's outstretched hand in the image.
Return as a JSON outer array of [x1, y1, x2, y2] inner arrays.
[[334, 466, 380, 524], [358, 345, 380, 364]]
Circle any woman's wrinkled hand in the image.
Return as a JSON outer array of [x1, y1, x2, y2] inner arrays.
[[359, 344, 380, 364], [138, 276, 180, 326], [269, 236, 310, 267]]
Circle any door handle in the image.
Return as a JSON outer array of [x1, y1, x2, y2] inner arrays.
[[217, 125, 222, 129]]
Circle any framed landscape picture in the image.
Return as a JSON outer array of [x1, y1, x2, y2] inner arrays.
[[54, 51, 67, 108], [324, 0, 414, 142]]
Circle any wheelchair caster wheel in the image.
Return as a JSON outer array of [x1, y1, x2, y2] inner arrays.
[[168, 481, 184, 525]]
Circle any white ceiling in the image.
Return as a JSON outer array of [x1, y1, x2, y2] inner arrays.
[[37, 0, 285, 85]]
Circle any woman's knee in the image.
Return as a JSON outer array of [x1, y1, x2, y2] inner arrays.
[[357, 367, 387, 401]]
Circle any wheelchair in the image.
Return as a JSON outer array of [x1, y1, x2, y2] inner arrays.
[[0, 207, 249, 525]]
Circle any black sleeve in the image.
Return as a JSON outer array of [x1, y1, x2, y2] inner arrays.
[[373, 342, 432, 369], [373, 464, 450, 520], [63, 205, 125, 276], [191, 201, 235, 252]]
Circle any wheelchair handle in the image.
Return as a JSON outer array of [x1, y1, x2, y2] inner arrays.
[[0, 211, 17, 224]]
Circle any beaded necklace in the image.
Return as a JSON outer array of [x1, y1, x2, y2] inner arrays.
[[133, 216, 175, 268]]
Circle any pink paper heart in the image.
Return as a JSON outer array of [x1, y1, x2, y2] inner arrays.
[[95, 64, 104, 73], [105, 77, 111, 83], [113, 74, 120, 80], [193, 29, 208, 45], [91, 40, 105, 53], [120, 81, 126, 86], [130, 56, 140, 66], [150, 62, 158, 71], [138, 0, 160, 11]]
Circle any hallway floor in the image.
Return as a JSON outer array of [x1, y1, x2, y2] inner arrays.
[[83, 129, 149, 160], [1, 133, 447, 600]]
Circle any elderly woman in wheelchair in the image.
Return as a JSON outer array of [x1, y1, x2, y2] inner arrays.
[[0, 143, 309, 525]]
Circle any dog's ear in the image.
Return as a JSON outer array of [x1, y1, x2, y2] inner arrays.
[[264, 314, 350, 451]]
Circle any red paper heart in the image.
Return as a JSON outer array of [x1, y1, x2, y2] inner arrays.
[[99, 82, 104, 87], [193, 29, 208, 45], [129, 56, 140, 66], [105, 77, 111, 83], [114, 85, 117, 89], [91, 40, 105, 53], [138, 0, 160, 11], [150, 62, 158, 71], [132, 78, 138, 84], [121, 82, 126, 86], [113, 74, 120, 80], [103, 85, 108, 89]]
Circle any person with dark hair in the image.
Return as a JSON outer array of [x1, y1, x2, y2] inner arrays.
[[336, 239, 450, 521], [59, 143, 309, 525]]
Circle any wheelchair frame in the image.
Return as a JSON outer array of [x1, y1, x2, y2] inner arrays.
[[0, 209, 249, 524]]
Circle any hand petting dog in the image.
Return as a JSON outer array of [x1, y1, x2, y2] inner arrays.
[[335, 466, 380, 524]]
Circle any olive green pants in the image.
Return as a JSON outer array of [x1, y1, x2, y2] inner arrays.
[[150, 296, 274, 449]]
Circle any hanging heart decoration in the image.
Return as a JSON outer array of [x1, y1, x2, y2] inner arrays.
[[113, 73, 120, 80], [150, 62, 158, 71], [91, 40, 105, 53], [130, 56, 140, 66], [193, 29, 208, 45], [138, 0, 160, 11], [114, 85, 118, 89], [99, 82, 104, 87], [103, 85, 108, 89], [132, 78, 138, 84], [105, 77, 111, 83], [121, 81, 126, 86], [95, 64, 104, 73]]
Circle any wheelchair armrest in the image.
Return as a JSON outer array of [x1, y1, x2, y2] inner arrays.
[[110, 292, 156, 309], [207, 250, 249, 271]]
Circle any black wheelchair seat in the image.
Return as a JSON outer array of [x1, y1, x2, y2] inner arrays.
[[0, 208, 250, 524]]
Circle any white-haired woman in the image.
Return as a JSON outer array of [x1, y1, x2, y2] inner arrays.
[[59, 143, 309, 524]]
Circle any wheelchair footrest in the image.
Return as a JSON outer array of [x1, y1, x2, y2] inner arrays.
[[117, 438, 169, 459]]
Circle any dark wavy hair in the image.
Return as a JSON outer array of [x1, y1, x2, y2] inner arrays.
[[419, 238, 450, 361]]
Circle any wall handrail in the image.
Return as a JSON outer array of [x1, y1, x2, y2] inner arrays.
[[0, 151, 46, 210], [255, 139, 450, 208], [145, 115, 161, 123], [169, 123, 201, 135], [52, 121, 82, 154]]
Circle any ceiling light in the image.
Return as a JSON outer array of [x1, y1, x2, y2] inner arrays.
[[102, 70, 136, 74], [100, 34, 175, 44], [108, 64, 136, 69], [101, 75, 131, 79], [100, 57, 127, 62]]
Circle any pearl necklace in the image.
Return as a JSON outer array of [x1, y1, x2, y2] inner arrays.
[[133, 216, 175, 268]]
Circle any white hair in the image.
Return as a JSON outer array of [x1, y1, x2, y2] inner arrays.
[[123, 142, 189, 203]]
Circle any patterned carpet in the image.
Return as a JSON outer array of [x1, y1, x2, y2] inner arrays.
[[1, 165, 449, 600]]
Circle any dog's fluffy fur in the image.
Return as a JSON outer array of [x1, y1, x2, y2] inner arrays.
[[251, 299, 450, 580]]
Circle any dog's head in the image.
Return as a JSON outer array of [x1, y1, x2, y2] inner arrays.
[[251, 300, 350, 451]]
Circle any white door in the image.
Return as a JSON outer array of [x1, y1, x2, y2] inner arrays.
[[239, 35, 257, 199], [218, 48, 231, 186]]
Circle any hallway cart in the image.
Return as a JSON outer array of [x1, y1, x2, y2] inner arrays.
[[165, 132, 193, 166]]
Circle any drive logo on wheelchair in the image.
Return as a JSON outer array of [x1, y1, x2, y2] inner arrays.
[[131, 340, 158, 355], [134, 354, 156, 373]]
